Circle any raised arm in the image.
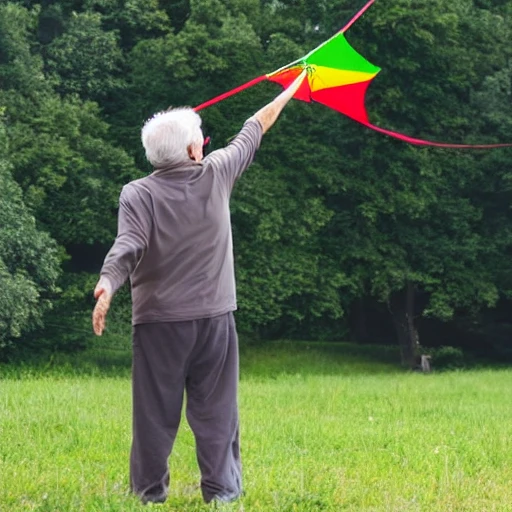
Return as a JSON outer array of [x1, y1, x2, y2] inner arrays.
[[249, 69, 307, 134], [204, 69, 308, 186]]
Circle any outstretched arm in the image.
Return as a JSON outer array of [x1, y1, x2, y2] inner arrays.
[[92, 185, 152, 335], [250, 69, 307, 134]]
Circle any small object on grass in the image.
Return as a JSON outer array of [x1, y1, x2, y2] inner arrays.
[[420, 354, 432, 373]]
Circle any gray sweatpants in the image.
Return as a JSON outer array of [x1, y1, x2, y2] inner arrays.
[[129, 312, 241, 504]]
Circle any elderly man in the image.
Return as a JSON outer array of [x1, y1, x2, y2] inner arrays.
[[92, 70, 306, 505]]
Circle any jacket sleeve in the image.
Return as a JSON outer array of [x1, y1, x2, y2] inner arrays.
[[100, 184, 153, 294], [204, 119, 263, 189]]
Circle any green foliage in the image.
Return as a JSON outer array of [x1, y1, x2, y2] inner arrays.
[[0, 3, 140, 249], [1, 0, 512, 356], [0, 3, 48, 95], [84, 0, 170, 49], [4, 93, 139, 246], [36, 272, 132, 355], [429, 345, 466, 370], [308, 0, 512, 352], [0, 2, 140, 355], [0, 118, 60, 357], [45, 11, 125, 100], [232, 105, 352, 333]]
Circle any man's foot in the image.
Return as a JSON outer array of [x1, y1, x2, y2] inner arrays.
[[210, 490, 243, 503], [141, 492, 167, 505]]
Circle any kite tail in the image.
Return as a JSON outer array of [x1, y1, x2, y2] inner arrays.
[[364, 122, 512, 149], [194, 75, 268, 111]]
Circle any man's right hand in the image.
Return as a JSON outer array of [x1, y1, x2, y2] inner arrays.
[[250, 68, 308, 134], [92, 278, 112, 336]]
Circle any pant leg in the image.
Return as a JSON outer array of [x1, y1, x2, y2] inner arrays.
[[130, 321, 197, 502], [185, 312, 242, 503]]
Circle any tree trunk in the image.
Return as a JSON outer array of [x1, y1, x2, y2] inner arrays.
[[389, 281, 419, 368], [351, 298, 369, 343]]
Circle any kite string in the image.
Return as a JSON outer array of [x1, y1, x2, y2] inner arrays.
[[340, 0, 376, 34], [194, 75, 268, 112], [194, 0, 377, 109], [300, 0, 376, 62]]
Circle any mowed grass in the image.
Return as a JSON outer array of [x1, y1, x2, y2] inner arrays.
[[1, 342, 511, 511]]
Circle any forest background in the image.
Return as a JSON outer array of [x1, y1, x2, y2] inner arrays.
[[1, 0, 512, 367]]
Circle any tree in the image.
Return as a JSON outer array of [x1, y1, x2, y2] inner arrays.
[[0, 2, 140, 354], [44, 11, 125, 101], [0, 115, 60, 359], [314, 0, 512, 365], [83, 0, 170, 50], [0, 3, 140, 249], [0, 3, 49, 96], [1, 0, 512, 360]]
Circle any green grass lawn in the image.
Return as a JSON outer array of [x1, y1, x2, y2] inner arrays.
[[1, 342, 511, 511]]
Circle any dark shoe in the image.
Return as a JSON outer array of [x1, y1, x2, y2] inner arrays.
[[211, 490, 242, 503], [141, 492, 167, 505]]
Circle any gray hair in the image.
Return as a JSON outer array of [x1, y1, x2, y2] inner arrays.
[[141, 107, 203, 168]]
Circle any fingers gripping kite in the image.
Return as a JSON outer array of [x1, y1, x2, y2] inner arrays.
[[195, 0, 512, 149]]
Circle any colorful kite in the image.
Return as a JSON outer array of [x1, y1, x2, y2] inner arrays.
[[195, 0, 512, 149]]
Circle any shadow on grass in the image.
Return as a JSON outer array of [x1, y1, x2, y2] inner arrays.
[[4, 340, 508, 380], [240, 339, 403, 379], [0, 339, 406, 380], [0, 347, 133, 380]]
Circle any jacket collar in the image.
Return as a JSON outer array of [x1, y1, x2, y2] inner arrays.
[[152, 160, 203, 176]]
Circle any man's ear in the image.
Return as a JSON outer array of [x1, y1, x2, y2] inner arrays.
[[187, 143, 203, 162]]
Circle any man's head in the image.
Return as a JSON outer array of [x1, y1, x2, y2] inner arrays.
[[141, 107, 204, 168]]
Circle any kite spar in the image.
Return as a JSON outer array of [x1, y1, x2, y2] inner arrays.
[[195, 0, 512, 149]]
